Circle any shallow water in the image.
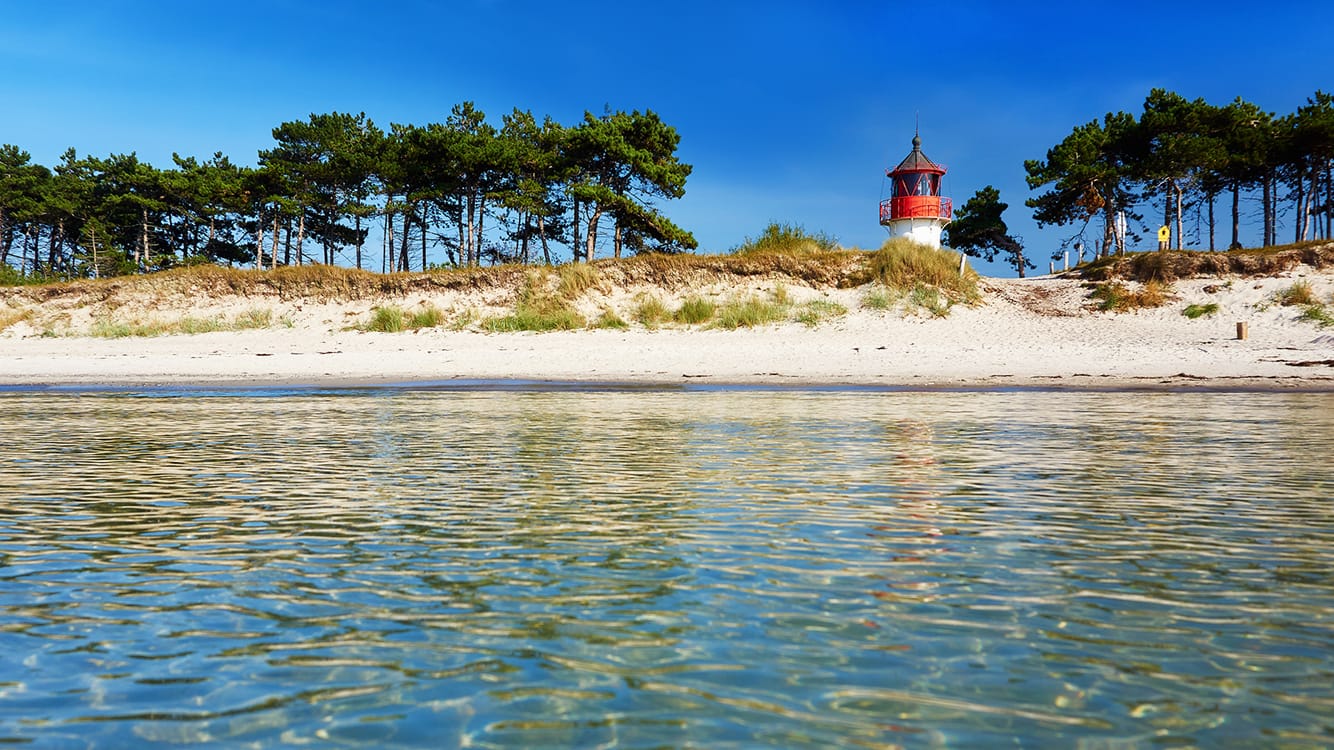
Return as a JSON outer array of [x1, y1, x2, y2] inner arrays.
[[1, 387, 1331, 748]]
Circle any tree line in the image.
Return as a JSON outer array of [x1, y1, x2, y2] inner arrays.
[[949, 89, 1334, 276], [0, 103, 696, 280], [1026, 88, 1334, 257]]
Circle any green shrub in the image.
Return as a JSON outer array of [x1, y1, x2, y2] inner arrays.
[[1182, 302, 1219, 319]]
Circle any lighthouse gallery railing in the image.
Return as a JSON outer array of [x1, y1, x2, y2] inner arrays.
[[879, 196, 952, 224]]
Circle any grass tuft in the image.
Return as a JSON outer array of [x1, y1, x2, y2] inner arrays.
[[1088, 279, 1174, 312], [861, 286, 897, 311], [1299, 304, 1334, 327], [674, 296, 717, 325], [796, 299, 847, 327], [732, 222, 838, 255], [633, 294, 671, 328], [595, 308, 629, 330], [1182, 302, 1220, 319], [1276, 280, 1317, 306], [868, 238, 978, 309], [712, 293, 790, 330]]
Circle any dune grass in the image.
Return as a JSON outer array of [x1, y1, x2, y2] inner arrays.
[[361, 304, 446, 332], [732, 222, 839, 255], [867, 238, 979, 311], [87, 307, 289, 338], [1088, 279, 1173, 312], [632, 294, 671, 328], [483, 270, 586, 332], [674, 296, 717, 325], [1275, 280, 1317, 306], [796, 299, 847, 327], [1182, 302, 1220, 319], [711, 292, 790, 330]]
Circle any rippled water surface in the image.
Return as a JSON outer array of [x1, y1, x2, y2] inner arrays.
[[1, 386, 1331, 748]]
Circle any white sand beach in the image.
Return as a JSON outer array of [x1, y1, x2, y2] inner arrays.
[[2, 267, 1332, 390]]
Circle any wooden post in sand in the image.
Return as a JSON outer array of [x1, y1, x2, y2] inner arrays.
[[1236, 322, 1249, 340]]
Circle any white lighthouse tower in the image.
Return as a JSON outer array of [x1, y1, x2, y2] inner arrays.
[[878, 133, 952, 248]]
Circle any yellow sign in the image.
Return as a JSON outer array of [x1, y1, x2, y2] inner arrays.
[[1157, 225, 1170, 242]]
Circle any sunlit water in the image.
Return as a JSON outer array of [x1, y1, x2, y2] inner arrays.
[[1, 386, 1331, 748]]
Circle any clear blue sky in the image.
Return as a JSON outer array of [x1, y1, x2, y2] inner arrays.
[[3, 0, 1332, 276]]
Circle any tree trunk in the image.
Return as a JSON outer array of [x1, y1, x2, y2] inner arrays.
[[538, 213, 551, 265], [0, 207, 10, 265], [283, 216, 292, 266], [1230, 182, 1241, 249], [385, 209, 394, 273], [255, 208, 265, 270], [1174, 182, 1184, 250], [1100, 203, 1116, 257], [140, 207, 150, 271], [614, 222, 622, 259], [355, 212, 363, 270], [271, 214, 280, 270], [1208, 193, 1215, 251], [1262, 173, 1275, 246], [398, 205, 412, 272], [584, 205, 603, 263], [572, 198, 580, 263], [476, 196, 486, 266], [420, 213, 427, 270]]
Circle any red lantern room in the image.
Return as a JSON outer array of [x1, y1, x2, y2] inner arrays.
[[878, 133, 952, 248]]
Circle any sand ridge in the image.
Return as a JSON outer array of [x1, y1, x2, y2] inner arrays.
[[1, 267, 1332, 390]]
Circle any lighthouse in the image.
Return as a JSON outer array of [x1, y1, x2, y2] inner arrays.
[[879, 133, 952, 248]]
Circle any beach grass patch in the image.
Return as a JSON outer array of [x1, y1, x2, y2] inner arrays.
[[483, 306, 584, 332], [1088, 280, 1173, 312], [796, 299, 847, 327], [1182, 302, 1220, 319], [557, 263, 602, 298], [364, 306, 406, 332], [712, 294, 790, 330], [868, 237, 979, 305], [861, 286, 897, 311], [904, 283, 952, 318], [1299, 304, 1334, 328], [1276, 280, 1317, 306], [633, 294, 671, 328], [407, 304, 445, 329], [732, 222, 838, 256], [0, 307, 33, 331], [595, 308, 629, 330], [674, 296, 717, 325]]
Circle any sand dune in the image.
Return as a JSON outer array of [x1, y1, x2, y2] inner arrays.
[[2, 264, 1332, 390]]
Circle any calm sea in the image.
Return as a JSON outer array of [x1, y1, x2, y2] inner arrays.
[[1, 386, 1331, 748]]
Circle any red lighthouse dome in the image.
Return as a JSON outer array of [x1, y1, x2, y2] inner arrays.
[[879, 133, 952, 247]]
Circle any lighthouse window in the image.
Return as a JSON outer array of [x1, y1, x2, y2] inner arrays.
[[894, 174, 939, 197]]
